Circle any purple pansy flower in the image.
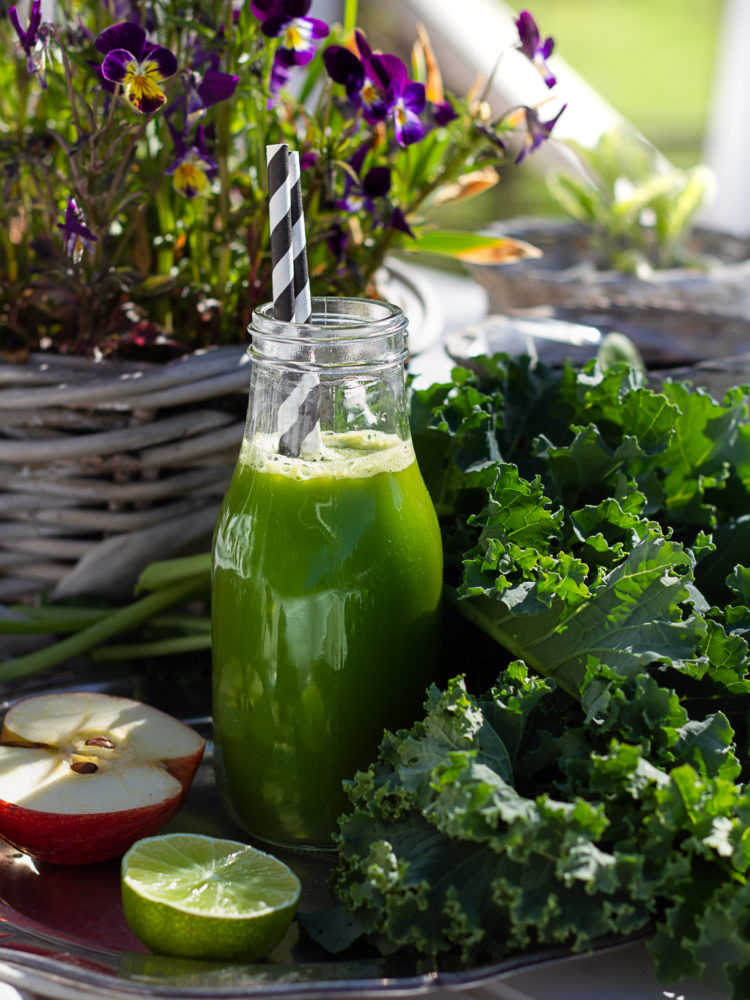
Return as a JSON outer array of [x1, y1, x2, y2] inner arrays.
[[57, 198, 97, 262], [195, 67, 239, 108], [269, 48, 294, 96], [337, 164, 391, 215], [334, 146, 415, 238], [326, 222, 349, 264], [8, 0, 50, 87], [324, 33, 426, 146], [389, 206, 413, 238], [168, 67, 239, 132], [174, 37, 239, 126], [323, 41, 363, 101], [251, 0, 328, 66], [513, 103, 566, 163], [166, 124, 218, 198], [515, 11, 556, 88], [372, 55, 426, 145], [324, 32, 394, 124], [428, 99, 458, 128], [95, 21, 178, 113], [251, 0, 328, 98], [8, 0, 41, 54]]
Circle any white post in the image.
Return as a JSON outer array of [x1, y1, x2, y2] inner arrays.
[[700, 0, 750, 235]]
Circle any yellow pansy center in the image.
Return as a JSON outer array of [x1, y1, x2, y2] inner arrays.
[[284, 22, 303, 50], [173, 155, 211, 198], [362, 82, 378, 107], [122, 58, 166, 111]]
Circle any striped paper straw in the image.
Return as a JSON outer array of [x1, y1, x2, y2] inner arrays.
[[266, 143, 320, 457], [278, 372, 321, 457], [288, 150, 312, 324], [266, 143, 294, 322]]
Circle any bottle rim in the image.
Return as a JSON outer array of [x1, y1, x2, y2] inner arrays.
[[249, 297, 408, 368], [250, 297, 407, 341]]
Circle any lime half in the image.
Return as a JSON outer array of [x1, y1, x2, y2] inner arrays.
[[121, 833, 301, 961]]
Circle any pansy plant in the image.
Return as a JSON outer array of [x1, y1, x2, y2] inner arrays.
[[2, 0, 565, 358]]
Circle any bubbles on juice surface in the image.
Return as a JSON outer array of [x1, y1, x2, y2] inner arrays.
[[242, 430, 414, 480]]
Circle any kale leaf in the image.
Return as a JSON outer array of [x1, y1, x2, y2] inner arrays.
[[316, 356, 750, 999]]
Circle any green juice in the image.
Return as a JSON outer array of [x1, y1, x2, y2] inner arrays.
[[211, 430, 443, 849]]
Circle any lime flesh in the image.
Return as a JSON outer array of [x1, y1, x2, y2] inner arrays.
[[121, 832, 301, 961]]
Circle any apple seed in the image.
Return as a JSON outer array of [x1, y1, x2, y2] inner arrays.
[[70, 761, 99, 775], [84, 736, 115, 749]]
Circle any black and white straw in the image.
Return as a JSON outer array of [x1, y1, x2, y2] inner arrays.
[[288, 150, 312, 324], [265, 143, 320, 458], [266, 142, 294, 322]]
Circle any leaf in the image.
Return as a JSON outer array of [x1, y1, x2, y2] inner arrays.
[[431, 167, 499, 206], [672, 713, 741, 781], [460, 463, 703, 700], [661, 165, 714, 247], [404, 229, 542, 264], [333, 675, 649, 963], [695, 518, 750, 607], [546, 171, 603, 224], [610, 171, 681, 223], [342, 356, 750, 988]]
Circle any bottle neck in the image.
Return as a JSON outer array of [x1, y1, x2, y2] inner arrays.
[[244, 297, 411, 453], [248, 297, 408, 370]]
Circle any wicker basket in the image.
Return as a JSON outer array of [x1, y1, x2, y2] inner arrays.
[[0, 347, 249, 603]]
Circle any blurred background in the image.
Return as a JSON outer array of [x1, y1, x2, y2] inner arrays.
[[8, 0, 741, 231], [355, 0, 742, 234]]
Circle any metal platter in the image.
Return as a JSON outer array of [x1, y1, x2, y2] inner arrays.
[[0, 666, 632, 1000]]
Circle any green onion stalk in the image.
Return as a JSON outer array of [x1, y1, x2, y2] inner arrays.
[[0, 555, 211, 683]]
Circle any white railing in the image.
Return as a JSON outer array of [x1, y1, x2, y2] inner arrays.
[[371, 0, 627, 178]]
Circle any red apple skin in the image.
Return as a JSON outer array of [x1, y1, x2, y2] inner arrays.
[[163, 750, 206, 788], [0, 693, 205, 866], [0, 792, 185, 866]]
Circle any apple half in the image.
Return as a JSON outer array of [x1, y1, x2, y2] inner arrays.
[[0, 691, 205, 865]]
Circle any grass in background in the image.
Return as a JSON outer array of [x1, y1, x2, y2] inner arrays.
[[530, 0, 722, 165], [429, 0, 723, 230]]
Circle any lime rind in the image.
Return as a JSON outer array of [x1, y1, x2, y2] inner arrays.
[[121, 833, 301, 960]]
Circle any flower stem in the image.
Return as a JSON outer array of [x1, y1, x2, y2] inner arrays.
[[343, 0, 358, 33]]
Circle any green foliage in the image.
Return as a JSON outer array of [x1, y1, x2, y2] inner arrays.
[[547, 127, 714, 271], [308, 356, 750, 998], [0, 0, 551, 357]]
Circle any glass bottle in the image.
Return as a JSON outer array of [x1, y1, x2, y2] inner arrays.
[[211, 297, 443, 850]]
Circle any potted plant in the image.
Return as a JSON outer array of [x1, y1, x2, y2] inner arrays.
[[0, 1, 564, 600], [470, 126, 750, 367]]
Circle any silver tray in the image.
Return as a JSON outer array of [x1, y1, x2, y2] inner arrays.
[[0, 667, 633, 1000]]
